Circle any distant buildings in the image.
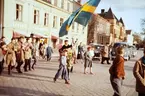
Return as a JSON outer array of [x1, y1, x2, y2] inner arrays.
[[125, 30, 133, 45], [88, 8, 126, 45], [0, 0, 88, 48]]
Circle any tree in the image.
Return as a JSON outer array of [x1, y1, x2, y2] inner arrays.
[[141, 18, 145, 33], [133, 33, 142, 44]]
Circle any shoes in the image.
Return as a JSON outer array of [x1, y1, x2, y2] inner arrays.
[[11, 66, 15, 70], [101, 62, 104, 64], [65, 81, 70, 84], [32, 67, 35, 70], [107, 63, 111, 64], [24, 70, 28, 72], [18, 71, 23, 74], [90, 72, 93, 75]]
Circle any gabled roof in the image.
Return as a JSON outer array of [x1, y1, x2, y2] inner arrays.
[[105, 8, 115, 19], [99, 8, 125, 26], [126, 30, 132, 35], [119, 17, 125, 26]]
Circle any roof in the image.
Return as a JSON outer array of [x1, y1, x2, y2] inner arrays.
[[126, 30, 132, 35], [99, 8, 124, 26], [119, 17, 125, 26]]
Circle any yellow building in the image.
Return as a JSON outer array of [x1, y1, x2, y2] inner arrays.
[[99, 8, 125, 44]]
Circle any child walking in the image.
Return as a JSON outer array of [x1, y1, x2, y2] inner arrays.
[[53, 50, 70, 84], [84, 46, 94, 74]]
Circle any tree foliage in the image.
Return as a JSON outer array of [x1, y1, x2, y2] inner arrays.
[[133, 33, 142, 43], [141, 18, 145, 33]]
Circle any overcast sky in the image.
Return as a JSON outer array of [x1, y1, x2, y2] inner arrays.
[[81, 0, 145, 33]]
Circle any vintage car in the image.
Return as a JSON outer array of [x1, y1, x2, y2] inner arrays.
[[89, 43, 104, 61], [111, 42, 132, 61]]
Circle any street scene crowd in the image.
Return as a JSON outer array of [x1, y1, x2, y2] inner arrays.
[[0, 36, 145, 96]]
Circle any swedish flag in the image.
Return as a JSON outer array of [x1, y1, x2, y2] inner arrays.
[[59, 0, 101, 37]]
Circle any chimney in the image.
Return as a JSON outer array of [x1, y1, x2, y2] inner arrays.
[[101, 9, 105, 14], [77, 0, 81, 3]]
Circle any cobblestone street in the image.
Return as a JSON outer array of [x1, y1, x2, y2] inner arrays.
[[0, 51, 141, 96]]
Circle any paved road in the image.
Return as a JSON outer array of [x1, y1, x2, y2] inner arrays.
[[0, 50, 142, 96]]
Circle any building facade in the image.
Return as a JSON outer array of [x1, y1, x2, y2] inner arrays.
[[99, 8, 126, 43], [125, 30, 133, 45], [1, 0, 88, 47], [88, 14, 111, 44]]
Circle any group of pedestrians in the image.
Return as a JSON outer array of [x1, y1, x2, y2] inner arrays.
[[0, 36, 53, 75]]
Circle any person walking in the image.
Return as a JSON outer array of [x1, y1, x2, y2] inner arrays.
[[109, 47, 125, 96], [15, 36, 25, 73], [53, 50, 70, 84], [6, 38, 16, 75], [77, 42, 84, 63], [0, 42, 7, 75], [31, 38, 38, 70], [24, 38, 33, 72], [133, 48, 145, 96], [101, 43, 110, 64], [84, 46, 94, 74], [46, 44, 53, 61], [66, 45, 74, 79]]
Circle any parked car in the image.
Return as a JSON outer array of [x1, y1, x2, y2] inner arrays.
[[89, 43, 104, 61], [111, 42, 132, 61]]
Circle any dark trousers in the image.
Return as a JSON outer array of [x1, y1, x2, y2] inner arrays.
[[16, 61, 23, 73], [32, 56, 37, 69], [70, 66, 73, 72], [47, 54, 51, 61], [0, 61, 3, 75], [8, 64, 11, 75], [101, 57, 110, 64], [24, 58, 31, 71], [110, 76, 123, 96], [67, 68, 70, 79], [138, 93, 145, 96]]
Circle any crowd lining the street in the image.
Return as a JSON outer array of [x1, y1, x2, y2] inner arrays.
[[0, 36, 144, 96]]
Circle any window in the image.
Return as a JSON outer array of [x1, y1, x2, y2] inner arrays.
[[61, 0, 64, 9], [34, 9, 39, 24], [44, 13, 49, 26], [53, 16, 57, 28], [67, 2, 70, 11], [54, 0, 57, 6], [16, 4, 23, 21], [60, 18, 63, 26]]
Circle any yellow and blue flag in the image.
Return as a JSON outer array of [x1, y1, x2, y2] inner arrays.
[[59, 0, 101, 37]]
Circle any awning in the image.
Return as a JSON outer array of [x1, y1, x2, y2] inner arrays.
[[31, 33, 48, 38], [13, 32, 28, 38], [51, 35, 58, 40]]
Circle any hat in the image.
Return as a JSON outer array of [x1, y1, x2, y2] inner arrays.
[[64, 40, 68, 42]]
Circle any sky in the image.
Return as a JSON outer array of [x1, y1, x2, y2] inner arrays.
[[81, 0, 145, 33]]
